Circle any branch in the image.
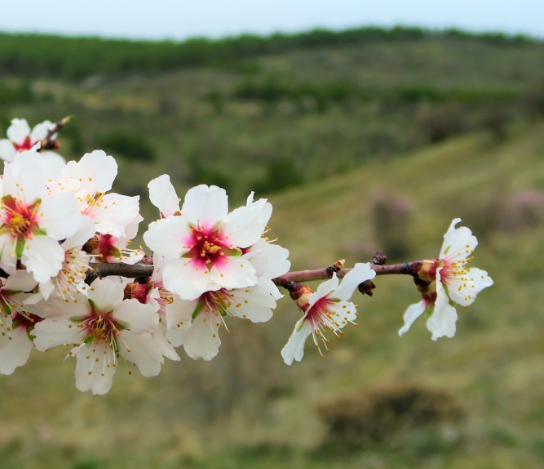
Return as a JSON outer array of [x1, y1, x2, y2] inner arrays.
[[38, 116, 72, 151], [87, 260, 417, 286]]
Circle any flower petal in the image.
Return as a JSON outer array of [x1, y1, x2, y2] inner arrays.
[[32, 318, 85, 351], [88, 278, 124, 312], [118, 330, 164, 377], [222, 197, 272, 248], [164, 258, 221, 301], [440, 218, 478, 262], [113, 299, 159, 333], [148, 174, 180, 217], [0, 327, 33, 375], [209, 257, 258, 291], [7, 119, 30, 144], [281, 317, 313, 365], [179, 311, 221, 360], [89, 193, 140, 237], [334, 262, 376, 301], [22, 235, 65, 283], [426, 277, 458, 340], [144, 217, 190, 259], [308, 275, 339, 308], [182, 185, 228, 228], [227, 285, 276, 323], [398, 300, 427, 336], [0, 139, 16, 162], [39, 192, 81, 240], [74, 342, 116, 395]]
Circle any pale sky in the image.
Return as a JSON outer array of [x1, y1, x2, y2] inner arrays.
[[0, 0, 542, 40]]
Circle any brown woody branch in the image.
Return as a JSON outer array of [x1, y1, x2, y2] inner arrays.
[[87, 260, 416, 287], [38, 116, 72, 151]]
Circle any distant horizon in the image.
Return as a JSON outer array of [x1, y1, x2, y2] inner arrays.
[[0, 0, 542, 42], [0, 23, 541, 43]]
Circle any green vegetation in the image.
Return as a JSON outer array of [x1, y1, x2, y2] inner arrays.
[[0, 26, 537, 79], [0, 26, 543, 468]]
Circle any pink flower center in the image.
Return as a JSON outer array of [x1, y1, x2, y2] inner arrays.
[[12, 311, 43, 331], [185, 226, 229, 268], [83, 313, 120, 345], [306, 296, 340, 329], [13, 137, 33, 152], [0, 195, 40, 239]]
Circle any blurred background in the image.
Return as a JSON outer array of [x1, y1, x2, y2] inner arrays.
[[1, 1, 544, 468]]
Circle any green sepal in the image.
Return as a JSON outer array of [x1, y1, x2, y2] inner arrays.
[[223, 247, 242, 257], [192, 301, 205, 320], [15, 237, 25, 258], [0, 299, 12, 316]]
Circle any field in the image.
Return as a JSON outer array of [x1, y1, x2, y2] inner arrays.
[[0, 27, 543, 468]]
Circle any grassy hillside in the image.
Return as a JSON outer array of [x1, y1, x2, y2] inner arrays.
[[1, 27, 543, 206], [0, 27, 543, 468], [0, 124, 542, 469]]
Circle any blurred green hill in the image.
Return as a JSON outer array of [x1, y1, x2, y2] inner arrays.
[[0, 27, 543, 469]]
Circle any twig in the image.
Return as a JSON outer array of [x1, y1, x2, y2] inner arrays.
[[87, 260, 416, 287], [39, 116, 72, 151]]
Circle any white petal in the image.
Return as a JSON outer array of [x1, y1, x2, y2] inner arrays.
[[7, 118, 30, 144], [22, 235, 65, 283], [165, 296, 199, 329], [163, 258, 221, 301], [37, 152, 66, 180], [0, 233, 17, 273], [153, 325, 180, 361], [440, 218, 478, 262], [3, 151, 47, 204], [398, 301, 427, 336], [334, 262, 376, 301], [327, 300, 358, 330], [227, 285, 276, 323], [113, 299, 159, 333], [30, 120, 55, 142], [36, 289, 90, 318], [281, 318, 313, 365], [426, 279, 458, 340], [119, 330, 163, 376], [0, 140, 16, 162], [182, 185, 228, 228], [181, 311, 221, 360], [209, 256, 258, 291], [148, 174, 180, 217], [39, 192, 81, 240], [222, 198, 272, 248], [308, 275, 339, 308], [443, 267, 494, 307], [32, 317, 85, 351], [80, 150, 118, 193], [88, 278, 124, 311], [0, 326, 33, 375], [74, 342, 116, 395], [143, 217, 190, 259], [5, 270, 37, 292], [62, 215, 96, 250], [248, 239, 290, 281], [89, 193, 140, 237]]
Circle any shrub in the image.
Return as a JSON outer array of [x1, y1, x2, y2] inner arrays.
[[98, 133, 156, 162], [521, 76, 544, 118], [371, 191, 412, 260], [500, 190, 544, 231], [317, 382, 464, 449], [254, 159, 304, 194], [416, 103, 465, 143]]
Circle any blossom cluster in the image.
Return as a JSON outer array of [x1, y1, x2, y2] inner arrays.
[[0, 117, 494, 395]]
